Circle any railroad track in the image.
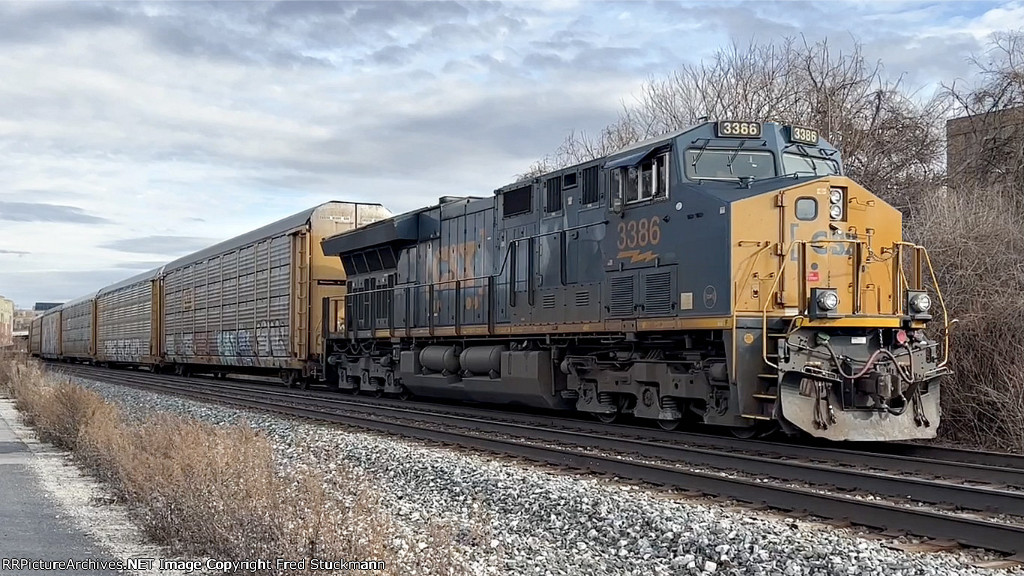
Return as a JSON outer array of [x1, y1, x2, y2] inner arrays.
[[55, 363, 1024, 559]]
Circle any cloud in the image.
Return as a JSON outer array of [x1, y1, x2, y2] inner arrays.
[[0, 249, 30, 255], [0, 201, 109, 224], [0, 269, 134, 308], [0, 0, 1011, 309], [100, 236, 217, 256]]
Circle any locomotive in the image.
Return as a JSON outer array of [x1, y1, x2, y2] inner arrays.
[[322, 120, 950, 441]]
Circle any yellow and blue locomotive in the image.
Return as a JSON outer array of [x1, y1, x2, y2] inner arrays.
[[323, 120, 949, 441]]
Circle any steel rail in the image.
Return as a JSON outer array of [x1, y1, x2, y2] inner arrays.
[[61, 364, 1024, 488], [858, 443, 1024, 471], [56, 365, 1024, 557]]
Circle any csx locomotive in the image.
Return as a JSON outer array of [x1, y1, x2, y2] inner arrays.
[[322, 120, 950, 441]]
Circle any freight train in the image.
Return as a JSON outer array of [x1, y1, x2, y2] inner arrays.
[[29, 120, 950, 441]]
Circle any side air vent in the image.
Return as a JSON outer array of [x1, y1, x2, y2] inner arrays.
[[581, 165, 600, 204], [575, 291, 590, 307], [608, 276, 634, 317], [644, 272, 672, 315], [542, 293, 556, 309]]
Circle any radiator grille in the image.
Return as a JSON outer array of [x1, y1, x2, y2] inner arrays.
[[575, 291, 590, 307], [644, 272, 672, 315], [542, 293, 556, 309], [608, 276, 634, 317]]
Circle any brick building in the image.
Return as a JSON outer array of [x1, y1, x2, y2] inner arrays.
[[946, 106, 1024, 187]]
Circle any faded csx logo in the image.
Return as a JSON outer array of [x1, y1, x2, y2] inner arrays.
[[790, 225, 857, 260]]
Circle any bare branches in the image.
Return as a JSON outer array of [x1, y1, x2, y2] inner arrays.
[[528, 37, 945, 211], [943, 31, 1024, 197]]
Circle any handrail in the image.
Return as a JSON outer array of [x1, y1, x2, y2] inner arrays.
[[759, 238, 951, 371], [894, 242, 951, 368], [760, 238, 864, 369], [732, 241, 773, 383]]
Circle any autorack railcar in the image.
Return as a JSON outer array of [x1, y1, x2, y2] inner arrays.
[[322, 120, 950, 441], [28, 316, 42, 356], [159, 201, 390, 383], [39, 307, 62, 360], [95, 268, 163, 368], [29, 202, 390, 385], [60, 292, 98, 362]]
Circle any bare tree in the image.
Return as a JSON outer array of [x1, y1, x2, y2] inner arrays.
[[528, 37, 946, 210], [943, 31, 1024, 198]]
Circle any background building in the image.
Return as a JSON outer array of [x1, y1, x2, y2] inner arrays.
[[0, 296, 13, 349], [946, 106, 1024, 189]]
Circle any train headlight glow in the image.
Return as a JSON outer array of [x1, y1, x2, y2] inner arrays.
[[817, 291, 839, 311], [910, 293, 931, 313], [829, 204, 843, 220], [809, 288, 842, 319], [906, 290, 933, 321]]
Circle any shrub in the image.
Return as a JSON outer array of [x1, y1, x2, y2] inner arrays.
[[0, 355, 469, 575], [908, 186, 1024, 453]]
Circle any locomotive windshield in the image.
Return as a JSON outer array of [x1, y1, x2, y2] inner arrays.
[[684, 149, 776, 181], [782, 153, 840, 177]]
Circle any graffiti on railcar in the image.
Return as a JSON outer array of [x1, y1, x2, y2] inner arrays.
[[211, 329, 258, 365], [173, 333, 195, 356], [101, 339, 146, 362], [255, 320, 288, 357]]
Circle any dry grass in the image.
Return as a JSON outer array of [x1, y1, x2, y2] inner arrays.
[[0, 353, 471, 575], [908, 187, 1024, 453]]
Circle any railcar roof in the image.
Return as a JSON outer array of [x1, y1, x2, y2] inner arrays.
[[61, 291, 99, 308], [163, 201, 384, 272], [97, 267, 164, 296]]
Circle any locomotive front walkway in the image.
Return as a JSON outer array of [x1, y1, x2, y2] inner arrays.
[[0, 406, 118, 575]]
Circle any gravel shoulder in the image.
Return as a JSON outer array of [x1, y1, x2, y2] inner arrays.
[[0, 399, 205, 576], [73, 377, 1024, 576]]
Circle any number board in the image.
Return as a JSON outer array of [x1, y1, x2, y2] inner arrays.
[[788, 125, 819, 145], [715, 121, 762, 138]]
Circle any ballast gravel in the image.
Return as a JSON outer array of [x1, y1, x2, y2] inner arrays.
[[74, 377, 1021, 576]]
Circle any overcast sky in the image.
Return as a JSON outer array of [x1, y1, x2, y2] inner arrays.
[[0, 0, 1020, 307]]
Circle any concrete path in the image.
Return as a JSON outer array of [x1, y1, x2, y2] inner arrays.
[[0, 406, 120, 575]]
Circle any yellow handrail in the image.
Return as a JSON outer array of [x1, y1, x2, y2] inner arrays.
[[894, 242, 951, 367], [760, 238, 864, 369], [759, 239, 951, 371]]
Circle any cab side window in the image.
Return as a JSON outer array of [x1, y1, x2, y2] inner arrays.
[[637, 154, 669, 201], [612, 153, 669, 205]]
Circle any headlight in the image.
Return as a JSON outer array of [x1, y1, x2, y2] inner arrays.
[[817, 291, 839, 311], [829, 204, 843, 220], [829, 188, 843, 204], [910, 293, 931, 313]]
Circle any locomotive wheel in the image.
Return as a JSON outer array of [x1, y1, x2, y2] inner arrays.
[[372, 388, 384, 399], [657, 419, 682, 431], [730, 423, 780, 439], [730, 426, 760, 439], [281, 370, 298, 388], [397, 387, 411, 401], [595, 412, 618, 424]]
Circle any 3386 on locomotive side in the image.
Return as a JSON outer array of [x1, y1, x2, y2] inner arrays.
[[322, 120, 950, 441]]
